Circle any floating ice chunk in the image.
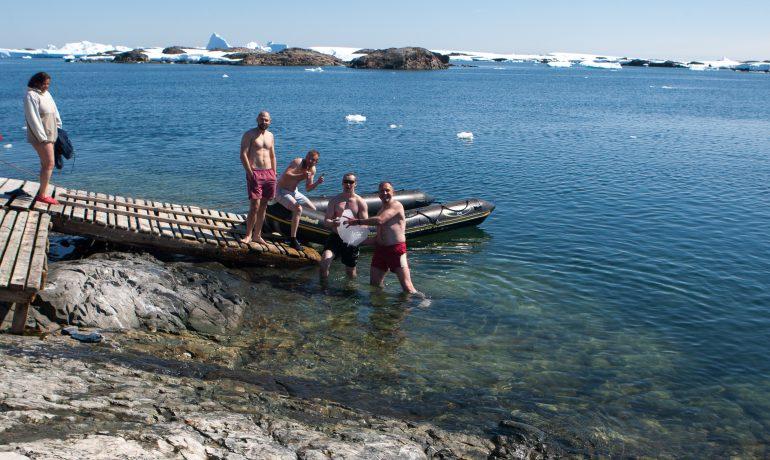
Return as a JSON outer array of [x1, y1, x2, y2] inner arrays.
[[457, 132, 474, 140], [305, 67, 324, 72], [222, 74, 229, 78], [579, 60, 621, 70], [661, 85, 674, 89], [3, 144, 12, 149], [547, 60, 572, 68], [388, 124, 401, 129], [22, 126, 27, 130], [629, 135, 637, 139], [345, 114, 366, 123], [21, 55, 32, 59]]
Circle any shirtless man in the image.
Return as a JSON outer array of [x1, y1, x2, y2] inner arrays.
[[346, 181, 417, 294], [239, 111, 276, 244], [276, 149, 325, 250], [320, 173, 368, 279]]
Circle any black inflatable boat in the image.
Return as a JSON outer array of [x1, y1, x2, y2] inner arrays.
[[265, 189, 495, 244]]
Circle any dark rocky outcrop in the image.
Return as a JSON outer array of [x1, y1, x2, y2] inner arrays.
[[353, 48, 376, 54], [236, 48, 344, 66], [222, 50, 268, 60], [162, 46, 186, 54], [113, 49, 149, 63], [33, 252, 252, 334], [649, 60, 687, 68], [349, 47, 450, 70]]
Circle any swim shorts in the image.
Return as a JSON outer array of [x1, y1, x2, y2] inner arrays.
[[371, 242, 408, 272], [276, 187, 311, 209], [323, 232, 359, 268], [247, 169, 276, 200]]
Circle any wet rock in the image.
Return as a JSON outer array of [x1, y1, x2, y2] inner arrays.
[[33, 252, 249, 334], [350, 48, 450, 70]]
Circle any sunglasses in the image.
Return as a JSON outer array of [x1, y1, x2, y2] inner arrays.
[[343, 179, 356, 184]]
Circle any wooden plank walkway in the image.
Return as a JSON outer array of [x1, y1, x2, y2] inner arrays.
[[0, 208, 51, 333], [0, 177, 320, 267]]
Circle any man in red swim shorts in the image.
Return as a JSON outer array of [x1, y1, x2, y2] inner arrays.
[[346, 181, 417, 294], [239, 111, 277, 244]]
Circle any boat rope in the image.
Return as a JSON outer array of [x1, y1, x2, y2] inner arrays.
[[411, 200, 472, 226]]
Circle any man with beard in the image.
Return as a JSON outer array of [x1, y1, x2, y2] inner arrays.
[[239, 111, 276, 244], [276, 149, 324, 251], [345, 181, 417, 294]]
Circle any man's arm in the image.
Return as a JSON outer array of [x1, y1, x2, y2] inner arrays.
[[305, 166, 323, 192], [282, 159, 304, 179], [270, 135, 277, 173], [239, 132, 252, 174], [358, 198, 369, 220], [323, 198, 338, 229]]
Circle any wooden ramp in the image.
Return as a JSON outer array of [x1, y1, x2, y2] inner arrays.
[[0, 209, 51, 333], [0, 177, 319, 268]]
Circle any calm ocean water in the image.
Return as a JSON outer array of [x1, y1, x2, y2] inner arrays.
[[2, 59, 769, 456]]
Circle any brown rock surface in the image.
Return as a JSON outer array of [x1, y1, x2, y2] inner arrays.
[[236, 48, 344, 66], [350, 48, 450, 70]]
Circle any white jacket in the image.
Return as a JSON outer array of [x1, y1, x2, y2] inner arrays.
[[25, 88, 62, 144]]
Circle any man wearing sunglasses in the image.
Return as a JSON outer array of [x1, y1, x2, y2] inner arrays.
[[320, 173, 369, 279]]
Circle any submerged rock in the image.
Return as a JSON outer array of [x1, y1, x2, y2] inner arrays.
[[235, 48, 345, 66], [349, 47, 450, 70], [33, 252, 251, 334]]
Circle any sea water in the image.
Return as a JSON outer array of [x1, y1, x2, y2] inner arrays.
[[1, 59, 769, 456]]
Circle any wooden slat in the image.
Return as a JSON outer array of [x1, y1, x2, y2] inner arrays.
[[0, 179, 24, 207], [27, 213, 50, 291], [79, 190, 93, 222], [59, 193, 244, 224], [0, 210, 14, 258], [208, 209, 240, 248], [153, 201, 174, 238], [9, 181, 40, 210], [9, 212, 39, 290], [114, 195, 131, 231], [0, 211, 29, 288], [182, 205, 206, 243], [56, 187, 73, 218], [0, 178, 8, 190], [136, 198, 160, 235], [71, 190, 86, 221], [32, 182, 54, 212], [127, 197, 152, 233], [189, 206, 218, 245], [92, 192, 108, 226], [200, 208, 227, 247], [170, 204, 197, 240]]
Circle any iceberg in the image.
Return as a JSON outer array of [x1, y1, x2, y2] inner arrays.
[[734, 61, 770, 72], [266, 41, 287, 53], [579, 60, 622, 70], [457, 132, 474, 140], [345, 114, 366, 123], [3, 144, 12, 149], [547, 60, 572, 68], [244, 41, 271, 52], [206, 33, 230, 50]]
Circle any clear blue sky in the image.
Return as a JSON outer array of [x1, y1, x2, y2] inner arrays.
[[2, 0, 768, 60]]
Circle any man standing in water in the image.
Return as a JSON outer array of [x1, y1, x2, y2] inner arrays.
[[320, 173, 368, 279], [239, 111, 276, 244], [276, 149, 324, 251], [346, 181, 418, 294]]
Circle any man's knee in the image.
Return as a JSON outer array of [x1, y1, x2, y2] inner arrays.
[[293, 203, 303, 214]]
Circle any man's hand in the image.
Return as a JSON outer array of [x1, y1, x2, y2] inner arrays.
[[315, 174, 325, 186]]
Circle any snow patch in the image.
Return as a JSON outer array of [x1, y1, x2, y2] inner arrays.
[[547, 60, 572, 68], [345, 114, 366, 123], [579, 60, 622, 70], [310, 46, 367, 62], [457, 132, 474, 140]]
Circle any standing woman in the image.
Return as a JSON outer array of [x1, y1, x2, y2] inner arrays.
[[24, 72, 61, 205]]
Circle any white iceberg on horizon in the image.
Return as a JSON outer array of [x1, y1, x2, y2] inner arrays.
[[547, 60, 572, 68], [345, 114, 366, 123], [206, 33, 230, 50]]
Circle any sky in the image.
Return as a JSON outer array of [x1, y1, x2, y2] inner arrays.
[[1, 0, 769, 60]]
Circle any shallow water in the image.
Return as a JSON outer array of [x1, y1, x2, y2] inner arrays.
[[2, 59, 770, 456]]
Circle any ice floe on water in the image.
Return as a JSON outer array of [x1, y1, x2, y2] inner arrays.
[[547, 60, 572, 68], [388, 124, 402, 129], [579, 60, 622, 70], [457, 132, 474, 140], [3, 144, 12, 149], [221, 74, 229, 78], [305, 67, 324, 72], [345, 114, 366, 123]]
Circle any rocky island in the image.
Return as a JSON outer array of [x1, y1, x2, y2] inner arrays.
[[350, 47, 450, 70]]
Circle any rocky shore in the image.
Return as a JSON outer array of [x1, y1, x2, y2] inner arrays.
[[0, 251, 558, 459]]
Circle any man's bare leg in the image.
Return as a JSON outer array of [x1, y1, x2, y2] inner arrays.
[[290, 202, 303, 238], [346, 266, 357, 279], [394, 266, 417, 294], [370, 266, 387, 288], [240, 199, 259, 244], [252, 199, 269, 244], [320, 250, 334, 278]]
